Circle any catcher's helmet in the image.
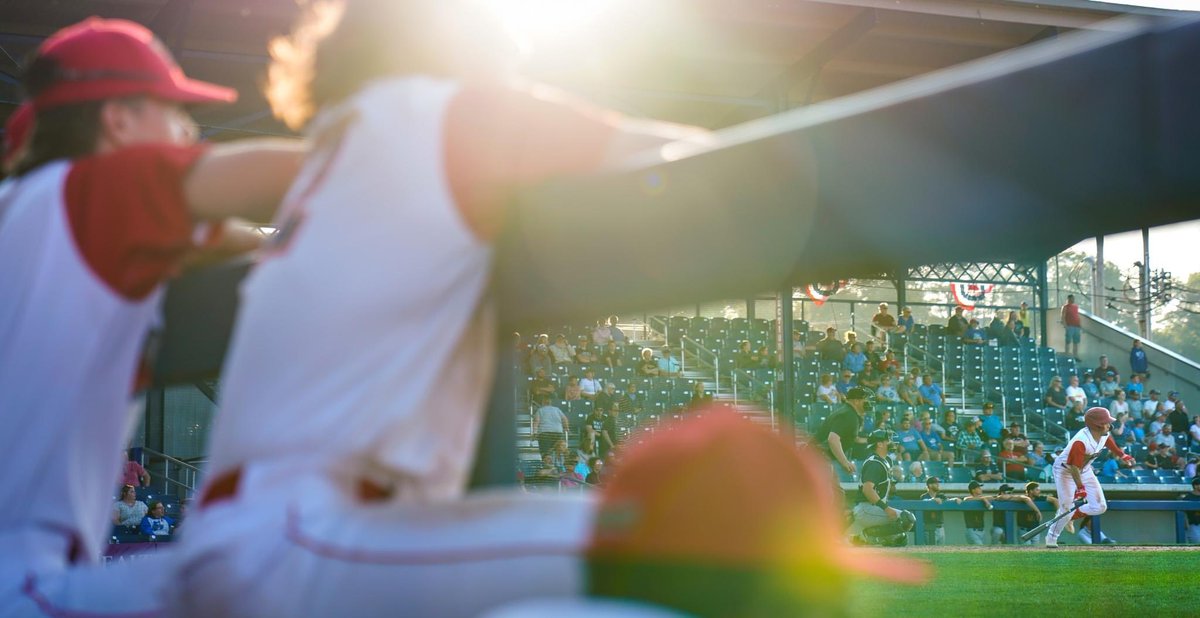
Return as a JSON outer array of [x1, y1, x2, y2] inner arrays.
[[867, 429, 892, 446]]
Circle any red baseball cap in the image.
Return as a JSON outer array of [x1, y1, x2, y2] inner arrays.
[[2, 102, 33, 168], [1085, 406, 1117, 426], [31, 18, 236, 109], [588, 409, 929, 585]]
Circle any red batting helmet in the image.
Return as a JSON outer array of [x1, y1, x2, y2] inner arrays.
[[1084, 406, 1116, 428]]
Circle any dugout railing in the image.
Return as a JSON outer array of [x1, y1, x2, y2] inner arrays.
[[891, 499, 1200, 545]]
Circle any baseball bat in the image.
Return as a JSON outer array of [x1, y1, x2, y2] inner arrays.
[[1019, 497, 1087, 542]]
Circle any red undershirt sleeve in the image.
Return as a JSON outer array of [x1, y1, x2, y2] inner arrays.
[[1104, 436, 1128, 458], [64, 144, 209, 300], [1065, 441, 1089, 468], [443, 84, 619, 241]]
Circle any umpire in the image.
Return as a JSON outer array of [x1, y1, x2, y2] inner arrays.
[[848, 430, 916, 546], [819, 386, 873, 475]]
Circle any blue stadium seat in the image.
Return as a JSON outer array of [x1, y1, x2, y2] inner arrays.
[[948, 467, 974, 483]]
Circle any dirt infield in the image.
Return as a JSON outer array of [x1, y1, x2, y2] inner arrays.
[[889, 544, 1197, 553]]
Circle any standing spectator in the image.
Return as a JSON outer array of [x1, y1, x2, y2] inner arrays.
[[120, 449, 151, 488], [1183, 477, 1200, 544], [816, 327, 846, 363], [636, 349, 660, 377], [946, 306, 969, 338], [1060, 294, 1082, 359], [657, 347, 682, 377], [1017, 302, 1032, 338], [578, 368, 602, 400], [959, 417, 986, 463], [817, 373, 842, 404], [534, 395, 569, 457], [112, 485, 148, 530], [961, 319, 986, 345], [871, 303, 897, 341], [549, 335, 575, 365], [607, 315, 626, 345], [139, 500, 174, 539], [1129, 340, 1150, 380], [1044, 376, 1068, 410], [962, 481, 994, 545], [592, 319, 613, 346], [600, 341, 623, 370], [897, 374, 921, 408], [875, 375, 900, 403], [972, 451, 1003, 482], [985, 314, 1007, 343], [1065, 376, 1087, 410], [917, 374, 943, 409], [894, 416, 929, 462], [919, 477, 958, 545], [896, 307, 915, 335], [980, 402, 1004, 441], [1108, 390, 1130, 417]]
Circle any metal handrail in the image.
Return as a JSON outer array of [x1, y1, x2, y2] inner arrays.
[[141, 447, 203, 496], [678, 334, 721, 396]]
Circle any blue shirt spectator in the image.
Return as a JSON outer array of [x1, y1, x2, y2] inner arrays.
[[897, 310, 915, 334], [980, 404, 1003, 440], [657, 350, 681, 376], [1081, 376, 1100, 403], [843, 346, 867, 374], [918, 376, 943, 407], [835, 372, 856, 395], [895, 419, 926, 459], [1130, 341, 1149, 375], [1125, 376, 1145, 396], [919, 426, 944, 453]]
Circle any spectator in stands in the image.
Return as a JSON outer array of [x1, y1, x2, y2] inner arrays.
[[873, 410, 894, 433], [551, 439, 569, 472], [1186, 456, 1198, 480], [534, 394, 569, 457], [582, 406, 613, 458], [579, 368, 602, 400], [1190, 416, 1200, 448], [601, 404, 622, 459], [843, 343, 867, 375], [1044, 376, 1067, 410], [535, 453, 559, 479], [1060, 294, 1082, 359], [876, 349, 899, 374], [563, 376, 582, 401], [607, 315, 626, 344], [817, 373, 842, 404], [734, 340, 756, 370], [529, 340, 553, 376], [962, 481, 994, 545], [1099, 373, 1119, 402], [1168, 396, 1190, 437], [894, 416, 929, 462], [972, 451, 1003, 482], [585, 457, 604, 485], [657, 347, 682, 377], [1150, 412, 1167, 439], [1027, 441, 1048, 469], [600, 341, 623, 370], [947, 306, 968, 338], [549, 334, 574, 365], [1129, 339, 1150, 380], [858, 364, 882, 392], [871, 303, 897, 340], [1066, 401, 1086, 432], [898, 374, 920, 408], [961, 318, 986, 346], [979, 402, 1003, 441], [1108, 389, 1130, 417], [1111, 412, 1131, 442], [595, 382, 618, 413], [120, 449, 150, 488], [1101, 448, 1134, 480], [112, 485, 147, 530], [1065, 375, 1087, 410], [637, 348, 660, 377], [1184, 477, 1200, 544], [139, 500, 174, 539], [875, 375, 900, 403], [985, 314, 1006, 343], [791, 330, 806, 358], [529, 368, 557, 401], [917, 374, 943, 409], [937, 410, 959, 450], [688, 382, 712, 410], [576, 427, 599, 466], [592, 319, 613, 346], [918, 413, 952, 463], [1131, 418, 1147, 445], [1002, 422, 1030, 455], [564, 454, 586, 487], [754, 345, 775, 370], [1145, 390, 1164, 419], [1094, 354, 1118, 381], [1128, 390, 1144, 418], [919, 477, 957, 545], [835, 370, 857, 397], [1146, 442, 1177, 471], [816, 327, 845, 362], [575, 337, 597, 365], [1081, 372, 1100, 405], [1016, 302, 1031, 338], [1017, 482, 1056, 545], [908, 461, 927, 483], [863, 340, 883, 368], [896, 306, 915, 335], [1152, 424, 1177, 454], [843, 331, 859, 352], [999, 441, 1030, 481], [959, 417, 985, 463], [1125, 373, 1145, 398]]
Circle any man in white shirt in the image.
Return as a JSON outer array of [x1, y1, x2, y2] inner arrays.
[[1065, 375, 1087, 409]]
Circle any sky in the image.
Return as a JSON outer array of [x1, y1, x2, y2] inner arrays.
[[1066, 220, 1200, 279]]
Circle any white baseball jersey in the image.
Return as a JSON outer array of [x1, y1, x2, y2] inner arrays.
[[0, 145, 211, 565], [1053, 427, 1118, 469], [207, 77, 496, 496]]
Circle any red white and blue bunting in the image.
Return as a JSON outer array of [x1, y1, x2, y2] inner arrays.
[[951, 282, 995, 310], [806, 281, 847, 306]]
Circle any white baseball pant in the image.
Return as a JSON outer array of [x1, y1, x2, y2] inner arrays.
[[171, 471, 594, 618], [1047, 463, 1106, 541]]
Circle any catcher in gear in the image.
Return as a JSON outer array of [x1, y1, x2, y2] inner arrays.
[[849, 430, 916, 547]]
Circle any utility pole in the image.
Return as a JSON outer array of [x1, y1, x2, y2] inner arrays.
[[1142, 228, 1151, 339], [1093, 237, 1104, 316]]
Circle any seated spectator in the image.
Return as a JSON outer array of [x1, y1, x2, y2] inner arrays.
[[112, 485, 148, 530], [972, 451, 1003, 482], [791, 330, 806, 358], [875, 375, 900, 403], [947, 306, 968, 338], [937, 410, 960, 451], [1108, 389, 1130, 417], [1044, 376, 1067, 410], [619, 382, 644, 416], [843, 331, 859, 352], [896, 307, 915, 335], [876, 349, 900, 374], [637, 349, 660, 377], [1168, 401, 1190, 442], [120, 449, 150, 488], [873, 410, 893, 433], [961, 319, 986, 345], [1128, 390, 1145, 418], [585, 457, 604, 485], [1146, 443, 1178, 470], [985, 314, 1006, 342], [657, 347, 682, 377], [562, 454, 585, 488], [535, 453, 560, 478], [549, 334, 575, 365], [563, 376, 582, 401], [734, 340, 757, 370], [1101, 451, 1135, 480], [534, 394, 569, 457], [583, 407, 613, 458], [999, 442, 1031, 481], [997, 313, 1019, 346], [917, 374, 943, 409], [857, 365, 882, 391], [755, 345, 776, 370], [688, 382, 712, 410], [1151, 424, 1177, 454], [1125, 374, 1145, 397], [579, 368, 602, 400], [1131, 418, 1147, 445], [894, 417, 929, 462], [816, 373, 841, 404], [595, 382, 618, 413], [834, 371, 857, 396], [863, 340, 883, 369], [816, 327, 845, 363], [897, 374, 920, 407], [843, 343, 867, 375], [600, 341, 623, 370], [871, 302, 896, 340], [1145, 390, 1164, 418], [551, 439, 569, 472], [528, 339, 553, 376], [574, 337, 597, 364], [529, 368, 556, 401], [1064, 375, 1087, 409], [918, 416, 952, 463], [1129, 339, 1150, 380], [1002, 422, 1030, 455], [1190, 415, 1200, 446], [1081, 373, 1100, 404], [1027, 441, 1048, 468], [908, 461, 927, 483], [1099, 374, 1119, 401], [1066, 401, 1086, 432], [1150, 413, 1167, 438], [607, 315, 626, 344], [592, 319, 613, 346], [958, 417, 985, 463], [980, 402, 1003, 441], [139, 500, 175, 538]]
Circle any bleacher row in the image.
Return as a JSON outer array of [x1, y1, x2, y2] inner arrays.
[[110, 486, 182, 544]]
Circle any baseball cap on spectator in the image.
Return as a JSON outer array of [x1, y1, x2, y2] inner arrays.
[[2, 102, 32, 169], [968, 481, 982, 491], [1168, 391, 1179, 398], [983, 402, 994, 410], [925, 476, 941, 486], [29, 18, 236, 110], [587, 410, 929, 614], [1150, 389, 1160, 395], [998, 484, 1014, 494]]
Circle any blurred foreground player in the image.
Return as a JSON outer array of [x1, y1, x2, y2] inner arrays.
[[1045, 407, 1134, 548], [486, 411, 929, 617], [0, 18, 303, 615], [176, 0, 707, 615]]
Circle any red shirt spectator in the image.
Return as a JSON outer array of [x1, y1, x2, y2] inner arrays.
[[120, 450, 150, 487]]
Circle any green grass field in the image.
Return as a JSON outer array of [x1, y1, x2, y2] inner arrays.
[[847, 547, 1200, 615]]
